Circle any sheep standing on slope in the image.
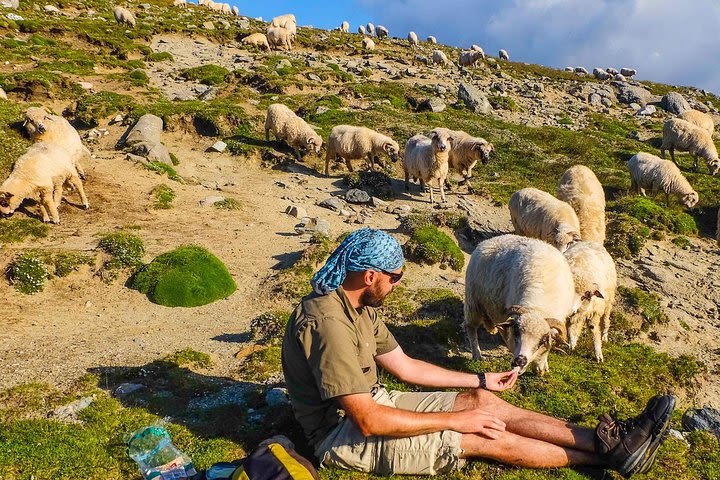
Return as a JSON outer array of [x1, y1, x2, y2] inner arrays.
[[459, 50, 483, 67], [0, 142, 89, 224], [358, 25, 366, 35], [173, 0, 187, 7], [271, 14, 297, 37], [376, 25, 389, 39], [563, 242, 616, 363], [361, 37, 375, 50], [431, 49, 449, 66], [464, 234, 578, 374], [403, 128, 453, 205], [241, 33, 270, 51], [407, 31, 418, 48], [427, 35, 437, 44], [679, 109, 715, 136], [628, 152, 699, 208], [471, 45, 486, 58], [509, 187, 581, 252], [556, 165, 606, 243], [340, 21, 349, 33], [267, 26, 293, 51], [325, 125, 399, 176], [112, 6, 136, 28], [661, 118, 720, 175], [265, 104, 322, 161], [445, 129, 493, 190], [232, 5, 239, 15], [366, 22, 375, 35], [24, 107, 89, 179], [499, 49, 510, 61]]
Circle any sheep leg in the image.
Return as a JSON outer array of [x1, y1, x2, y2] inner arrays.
[[600, 308, 611, 343], [404, 170, 410, 192], [567, 318, 584, 351], [669, 148, 677, 165], [53, 183, 63, 208], [463, 322, 482, 361], [439, 178, 446, 203], [265, 127, 271, 142], [38, 203, 50, 223], [39, 188, 59, 224], [590, 318, 604, 363], [463, 174, 475, 193], [374, 155, 385, 170], [324, 148, 335, 177], [346, 156, 355, 173], [426, 181, 434, 204], [692, 155, 700, 172], [294, 148, 303, 162], [69, 174, 89, 209]]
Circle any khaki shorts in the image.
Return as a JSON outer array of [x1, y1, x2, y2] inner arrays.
[[314, 387, 465, 475]]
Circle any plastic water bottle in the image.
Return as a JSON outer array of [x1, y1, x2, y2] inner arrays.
[[127, 426, 197, 480]]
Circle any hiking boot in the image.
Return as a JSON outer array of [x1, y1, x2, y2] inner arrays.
[[636, 395, 676, 475], [595, 395, 675, 478]]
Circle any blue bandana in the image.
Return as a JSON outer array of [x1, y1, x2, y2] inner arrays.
[[311, 228, 404, 295]]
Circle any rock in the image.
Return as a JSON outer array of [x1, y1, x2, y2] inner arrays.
[[588, 93, 603, 107], [620, 67, 637, 77], [660, 92, 690, 114], [188, 383, 253, 411], [285, 204, 307, 218], [126, 153, 148, 163], [307, 73, 321, 82], [637, 104, 656, 116], [613, 73, 626, 82], [209, 141, 227, 153], [601, 97, 613, 107], [139, 3, 151, 9], [1, 0, 19, 8], [616, 84, 657, 106], [218, 19, 231, 29], [691, 101, 709, 113], [574, 67, 588, 75], [77, 81, 93, 90], [318, 197, 345, 212], [200, 195, 225, 206], [667, 429, 686, 443], [43, 5, 60, 14], [276, 59, 292, 70], [265, 387, 290, 407], [48, 395, 95, 422], [682, 407, 720, 437], [593, 68, 611, 80], [392, 205, 412, 215], [458, 82, 492, 114], [236, 17, 250, 29], [198, 86, 217, 101], [315, 106, 330, 115], [114, 383, 145, 396], [202, 21, 215, 31], [346, 188, 371, 204], [294, 217, 330, 237], [110, 114, 125, 124], [418, 97, 446, 113], [564, 66, 574, 72], [371, 196, 388, 208], [7, 13, 23, 20], [0, 88, 6, 100], [124, 114, 164, 148]]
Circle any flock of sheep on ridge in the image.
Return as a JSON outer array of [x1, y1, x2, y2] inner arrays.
[[1, 2, 719, 374]]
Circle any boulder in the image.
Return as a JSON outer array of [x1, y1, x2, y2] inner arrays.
[[660, 92, 690, 114], [209, 141, 227, 152], [681, 407, 720, 437], [345, 188, 371, 204], [458, 82, 491, 114], [417, 97, 446, 113], [285, 204, 307, 218], [265, 387, 290, 407], [636, 105, 656, 116], [574, 67, 588, 75], [43, 5, 60, 14], [318, 197, 345, 212], [125, 114, 164, 148], [0, 0, 18, 8], [615, 84, 657, 106]]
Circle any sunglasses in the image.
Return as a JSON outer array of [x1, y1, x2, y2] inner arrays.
[[379, 269, 403, 284]]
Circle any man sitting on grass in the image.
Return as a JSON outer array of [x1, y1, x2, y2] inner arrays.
[[282, 228, 674, 477]]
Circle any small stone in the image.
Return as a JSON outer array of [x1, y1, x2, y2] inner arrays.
[[371, 196, 388, 208], [85, 300, 92, 308], [209, 141, 227, 153], [392, 205, 412, 215], [307, 73, 321, 82], [114, 383, 145, 396], [682, 407, 720, 437], [417, 97, 446, 113], [200, 195, 226, 206], [294, 217, 330, 237], [276, 59, 292, 70], [339, 208, 353, 217], [345, 188, 371, 204], [636, 104, 656, 116], [0, 87, 6, 100], [139, 3, 151, 9], [285, 204, 307, 218], [7, 13, 24, 21], [43, 5, 60, 14], [48, 395, 95, 422], [126, 153, 148, 164], [318, 197, 345, 212], [202, 21, 215, 31], [265, 387, 290, 407], [110, 114, 124, 124], [315, 106, 330, 115]]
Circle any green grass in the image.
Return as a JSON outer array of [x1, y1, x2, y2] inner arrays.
[[402, 224, 465, 271], [51, 251, 95, 277], [98, 232, 145, 270], [213, 198, 242, 210], [342, 171, 396, 199], [238, 346, 282, 382], [610, 196, 698, 235], [618, 286, 670, 331], [145, 51, 174, 62], [605, 213, 652, 259], [151, 184, 175, 209], [0, 218, 49, 244], [143, 161, 183, 182], [0, 101, 32, 177], [181, 65, 230, 86], [163, 348, 213, 369], [129, 245, 237, 307], [249, 311, 291, 346], [6, 252, 49, 294]]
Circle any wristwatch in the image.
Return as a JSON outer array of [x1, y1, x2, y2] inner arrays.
[[478, 372, 487, 389]]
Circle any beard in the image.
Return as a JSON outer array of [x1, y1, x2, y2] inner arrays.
[[360, 282, 388, 308]]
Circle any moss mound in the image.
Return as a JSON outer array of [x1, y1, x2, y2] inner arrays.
[[605, 212, 651, 259], [403, 224, 464, 271], [181, 65, 230, 86], [129, 245, 236, 307], [611, 196, 698, 235], [0, 218, 49, 244]]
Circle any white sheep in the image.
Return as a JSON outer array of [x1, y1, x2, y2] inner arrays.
[[220, 3, 231, 14], [431, 49, 449, 66], [264, 104, 322, 161], [574, 66, 588, 75], [459, 50, 483, 67], [112, 6, 136, 28], [407, 31, 418, 48], [620, 67, 636, 77], [593, 68, 611, 80], [340, 21, 349, 33], [173, 0, 187, 7], [403, 128, 453, 205], [556, 165, 606, 244], [376, 25, 389, 39], [717, 208, 720, 246], [613, 73, 626, 82], [361, 37, 375, 50], [499, 49, 509, 61], [358, 25, 366, 35], [661, 117, 720, 175], [427, 35, 437, 44], [563, 241, 616, 363], [606, 67, 619, 75], [266, 26, 293, 51], [445, 129, 494, 188], [628, 152, 699, 208], [325, 125, 399, 176], [232, 5, 239, 15], [0, 142, 88, 224], [471, 45, 486, 58], [509, 187, 581, 252], [679, 109, 714, 136], [366, 23, 375, 35], [241, 33, 270, 51], [271, 14, 297, 37], [24, 107, 88, 179], [464, 234, 578, 374]]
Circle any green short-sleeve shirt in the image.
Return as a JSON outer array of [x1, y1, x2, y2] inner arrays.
[[281, 287, 399, 446]]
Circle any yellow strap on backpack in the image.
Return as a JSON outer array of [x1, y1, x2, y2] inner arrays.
[[267, 443, 315, 480]]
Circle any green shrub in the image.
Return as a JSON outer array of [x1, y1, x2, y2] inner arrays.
[[127, 69, 149, 86], [672, 236, 692, 249], [52, 252, 94, 277], [557, 116, 573, 125], [16, 20, 41, 33], [399, 212, 469, 234], [143, 161, 183, 182], [238, 346, 281, 382], [169, 152, 179, 165], [488, 95, 518, 111], [152, 184, 175, 209], [98, 232, 145, 270], [129, 245, 237, 307], [250, 311, 291, 346], [342, 171, 395, 199], [75, 91, 135, 127], [0, 218, 49, 244], [7, 253, 49, 294], [611, 196, 698, 235], [181, 65, 230, 85], [145, 51, 174, 62], [403, 224, 464, 271], [213, 198, 242, 210], [618, 286, 669, 331], [605, 212, 651, 259], [162, 348, 213, 369]]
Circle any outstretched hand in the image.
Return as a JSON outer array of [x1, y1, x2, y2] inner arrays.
[[484, 369, 519, 392]]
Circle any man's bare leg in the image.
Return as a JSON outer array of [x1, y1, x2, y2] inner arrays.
[[454, 389, 596, 452], [459, 431, 602, 468]]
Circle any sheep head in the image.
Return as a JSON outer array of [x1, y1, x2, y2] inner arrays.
[[554, 227, 581, 253], [24, 107, 52, 139], [306, 133, 322, 154], [428, 128, 452, 153], [383, 140, 399, 162], [473, 141, 494, 165], [683, 191, 699, 208], [497, 305, 567, 375], [0, 192, 14, 216]]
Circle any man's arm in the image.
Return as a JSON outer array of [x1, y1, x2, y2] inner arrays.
[[375, 346, 518, 391], [336, 392, 506, 438]]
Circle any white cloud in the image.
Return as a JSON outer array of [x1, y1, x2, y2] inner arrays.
[[357, 0, 720, 92]]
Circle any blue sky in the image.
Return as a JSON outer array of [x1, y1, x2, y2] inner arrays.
[[230, 0, 720, 93]]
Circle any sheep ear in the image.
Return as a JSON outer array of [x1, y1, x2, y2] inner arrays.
[[546, 318, 568, 342], [306, 138, 313, 144], [506, 305, 527, 316], [429, 131, 438, 140], [572, 232, 581, 242]]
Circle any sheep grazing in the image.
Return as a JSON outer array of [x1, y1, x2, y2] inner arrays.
[[509, 187, 581, 252], [24, 107, 88, 179], [407, 31, 418, 48], [606, 67, 619, 75], [593, 68, 611, 80], [557, 165, 606, 244], [267, 26, 293, 51], [620, 67, 636, 77], [173, 0, 187, 7], [431, 49, 449, 66], [264, 104, 322, 161], [358, 25, 366, 35], [679, 109, 714, 136], [403, 128, 453, 205], [340, 21, 349, 33], [563, 242, 616, 363], [325, 125, 399, 177], [499, 49, 509, 61], [464, 234, 578, 374], [628, 152, 699, 208], [376, 25, 389, 39], [574, 66, 588, 75], [661, 118, 720, 175], [241, 33, 270, 51], [445, 129, 493, 189], [112, 6, 136, 28], [220, 3, 231, 14], [366, 22, 375, 35], [271, 14, 297, 37], [459, 50, 483, 67], [361, 37, 375, 51], [470, 45, 485, 58], [0, 142, 88, 224], [427, 35, 437, 44], [232, 5, 239, 15]]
